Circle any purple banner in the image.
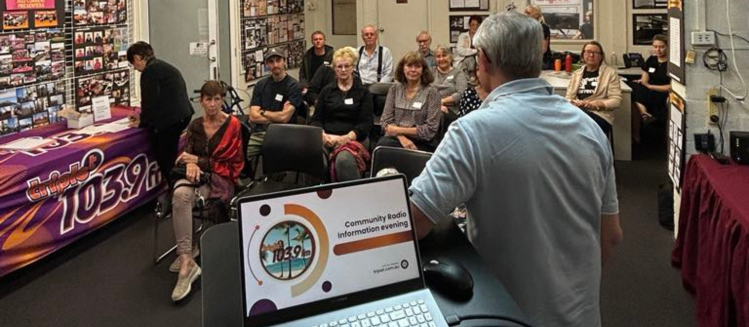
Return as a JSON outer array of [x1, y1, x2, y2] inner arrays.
[[0, 107, 165, 277]]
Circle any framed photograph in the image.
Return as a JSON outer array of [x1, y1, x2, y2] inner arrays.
[[34, 10, 59, 28], [633, 0, 668, 9], [633, 14, 668, 45], [449, 15, 489, 43], [3, 12, 30, 30], [449, 0, 489, 11]]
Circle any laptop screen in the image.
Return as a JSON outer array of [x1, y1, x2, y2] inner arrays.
[[237, 176, 423, 325]]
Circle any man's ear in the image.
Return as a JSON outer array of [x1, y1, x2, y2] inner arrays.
[[477, 50, 491, 75]]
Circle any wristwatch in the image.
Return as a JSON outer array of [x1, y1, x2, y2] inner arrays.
[[260, 109, 266, 116]]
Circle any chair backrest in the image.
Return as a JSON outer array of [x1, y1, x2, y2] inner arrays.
[[369, 146, 432, 186], [260, 124, 325, 180], [239, 118, 253, 177]]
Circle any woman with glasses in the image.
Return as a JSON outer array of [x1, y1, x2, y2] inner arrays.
[[310, 47, 373, 181], [633, 35, 670, 125], [431, 44, 467, 126], [377, 51, 442, 152], [565, 41, 622, 134]]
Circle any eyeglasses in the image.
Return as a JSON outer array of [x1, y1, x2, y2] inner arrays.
[[477, 47, 491, 64], [335, 64, 352, 71]]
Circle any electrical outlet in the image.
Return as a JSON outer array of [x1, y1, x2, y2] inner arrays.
[[707, 87, 719, 124], [691, 31, 716, 46]]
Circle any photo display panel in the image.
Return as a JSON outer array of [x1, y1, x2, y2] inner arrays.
[[239, 177, 420, 318]]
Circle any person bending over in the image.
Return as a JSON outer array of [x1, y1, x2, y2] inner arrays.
[[409, 12, 622, 327], [310, 47, 374, 181], [169, 81, 244, 302], [565, 40, 622, 134], [127, 41, 193, 209], [376, 51, 442, 152]]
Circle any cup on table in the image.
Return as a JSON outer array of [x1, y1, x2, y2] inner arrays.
[[554, 59, 562, 72]]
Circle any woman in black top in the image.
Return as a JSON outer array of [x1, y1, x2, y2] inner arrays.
[[310, 47, 373, 181], [633, 35, 671, 124]]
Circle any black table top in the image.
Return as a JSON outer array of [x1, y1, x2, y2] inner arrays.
[[200, 219, 528, 327]]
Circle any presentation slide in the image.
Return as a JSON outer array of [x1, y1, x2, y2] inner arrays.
[[239, 178, 420, 317]]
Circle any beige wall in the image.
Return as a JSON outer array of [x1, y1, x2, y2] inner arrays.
[[232, 0, 660, 102]]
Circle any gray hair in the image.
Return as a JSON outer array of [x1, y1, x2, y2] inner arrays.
[[434, 44, 453, 62], [472, 12, 542, 80]]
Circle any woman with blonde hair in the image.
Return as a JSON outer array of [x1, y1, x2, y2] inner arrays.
[[310, 47, 373, 181]]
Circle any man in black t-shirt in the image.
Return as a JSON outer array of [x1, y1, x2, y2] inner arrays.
[[299, 31, 334, 93], [247, 48, 304, 167]]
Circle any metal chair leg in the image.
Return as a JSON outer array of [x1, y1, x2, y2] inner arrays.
[[153, 201, 177, 264]]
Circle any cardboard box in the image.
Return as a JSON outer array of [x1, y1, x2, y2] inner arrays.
[[67, 113, 94, 129]]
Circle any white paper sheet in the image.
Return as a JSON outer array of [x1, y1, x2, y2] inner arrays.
[[669, 17, 681, 68], [92, 96, 111, 122], [450, 0, 465, 8], [0, 137, 54, 151]]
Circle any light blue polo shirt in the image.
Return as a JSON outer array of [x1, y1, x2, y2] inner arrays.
[[410, 78, 619, 327]]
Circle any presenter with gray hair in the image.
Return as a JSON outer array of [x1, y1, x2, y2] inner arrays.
[[408, 12, 623, 327]]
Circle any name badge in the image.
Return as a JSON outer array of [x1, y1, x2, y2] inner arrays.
[[323, 61, 330, 65], [344, 98, 354, 105], [275, 94, 283, 102], [447, 75, 454, 80], [648, 67, 656, 73], [412, 102, 423, 109]]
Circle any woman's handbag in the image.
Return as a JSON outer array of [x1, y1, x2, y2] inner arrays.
[[169, 163, 211, 185]]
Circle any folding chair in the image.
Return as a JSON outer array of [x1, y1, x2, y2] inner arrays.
[[230, 124, 326, 220], [369, 146, 433, 186]]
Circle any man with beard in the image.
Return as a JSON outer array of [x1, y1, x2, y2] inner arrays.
[[246, 48, 304, 177]]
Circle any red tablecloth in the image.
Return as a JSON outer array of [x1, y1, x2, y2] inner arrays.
[[672, 154, 749, 327]]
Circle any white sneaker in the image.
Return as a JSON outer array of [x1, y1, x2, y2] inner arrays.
[[171, 263, 201, 302]]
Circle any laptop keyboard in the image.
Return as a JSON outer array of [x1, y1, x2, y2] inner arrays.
[[311, 299, 437, 327]]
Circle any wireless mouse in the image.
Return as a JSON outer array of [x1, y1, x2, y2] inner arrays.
[[422, 258, 474, 301]]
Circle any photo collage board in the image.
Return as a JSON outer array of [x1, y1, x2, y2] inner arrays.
[[0, 30, 65, 89], [0, 0, 131, 138], [74, 68, 129, 111], [241, 0, 305, 83], [1, 0, 66, 31], [0, 81, 66, 135], [73, 0, 127, 26], [73, 26, 128, 75]]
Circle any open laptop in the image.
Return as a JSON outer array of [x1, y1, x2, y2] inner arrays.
[[236, 175, 448, 327]]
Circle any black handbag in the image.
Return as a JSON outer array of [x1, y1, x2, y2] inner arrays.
[[169, 163, 211, 185]]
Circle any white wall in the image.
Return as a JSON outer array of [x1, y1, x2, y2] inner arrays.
[[680, 0, 749, 155]]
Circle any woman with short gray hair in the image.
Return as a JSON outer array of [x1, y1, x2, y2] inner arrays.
[[431, 45, 467, 125]]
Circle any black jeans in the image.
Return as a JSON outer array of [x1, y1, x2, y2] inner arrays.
[[149, 117, 191, 187]]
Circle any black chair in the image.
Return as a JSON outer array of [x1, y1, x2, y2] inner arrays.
[[369, 146, 433, 186], [230, 124, 326, 219]]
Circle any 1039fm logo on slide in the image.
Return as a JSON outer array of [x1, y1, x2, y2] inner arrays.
[[260, 221, 316, 280]]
